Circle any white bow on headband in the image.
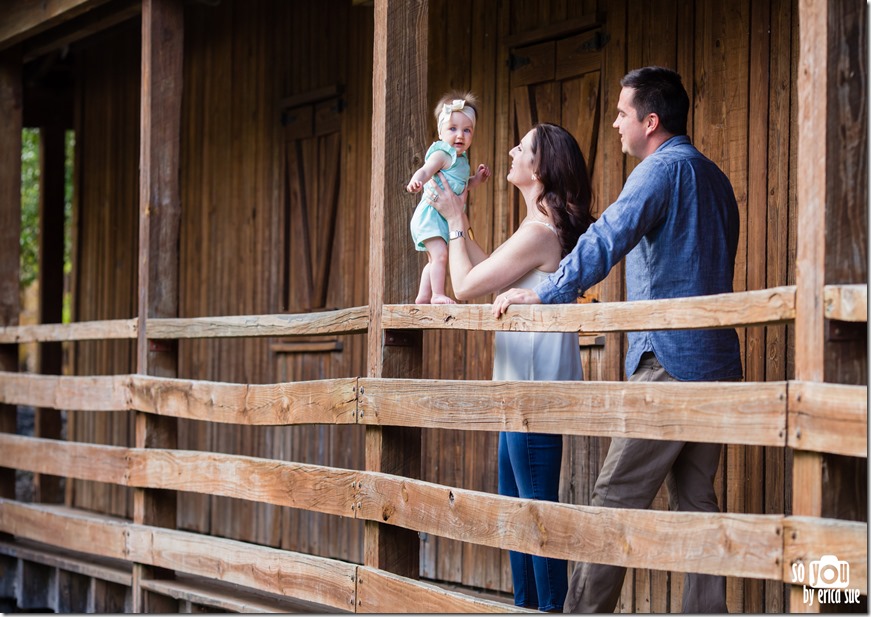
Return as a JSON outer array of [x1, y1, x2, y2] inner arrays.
[[438, 99, 477, 132]]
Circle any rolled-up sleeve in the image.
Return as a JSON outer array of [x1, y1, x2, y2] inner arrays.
[[534, 159, 670, 304]]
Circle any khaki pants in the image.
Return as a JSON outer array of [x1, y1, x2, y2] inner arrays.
[[564, 353, 728, 613]]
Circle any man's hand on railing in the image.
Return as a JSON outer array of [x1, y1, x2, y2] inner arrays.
[[492, 287, 542, 317]]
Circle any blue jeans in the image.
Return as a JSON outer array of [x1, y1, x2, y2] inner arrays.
[[498, 431, 568, 611]]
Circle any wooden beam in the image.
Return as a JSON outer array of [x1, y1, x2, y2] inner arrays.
[[146, 307, 369, 339], [382, 286, 797, 333], [129, 375, 358, 425], [21, 1, 140, 63], [139, 575, 338, 614], [788, 382, 868, 457], [136, 0, 183, 611], [0, 0, 112, 52], [0, 434, 129, 486], [0, 319, 137, 343], [366, 0, 427, 580], [355, 473, 784, 580], [0, 500, 358, 611], [824, 285, 868, 322], [783, 517, 867, 595], [0, 47, 22, 504], [0, 372, 129, 410], [360, 378, 787, 446], [356, 567, 529, 613]]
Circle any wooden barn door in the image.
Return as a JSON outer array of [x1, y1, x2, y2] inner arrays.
[[282, 94, 342, 313], [508, 29, 604, 239]]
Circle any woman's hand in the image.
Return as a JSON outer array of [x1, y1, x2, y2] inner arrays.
[[429, 172, 467, 224], [492, 287, 542, 317]]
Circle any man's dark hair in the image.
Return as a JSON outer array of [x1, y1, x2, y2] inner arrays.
[[620, 66, 689, 136]]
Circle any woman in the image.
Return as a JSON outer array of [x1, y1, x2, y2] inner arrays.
[[430, 123, 595, 612]]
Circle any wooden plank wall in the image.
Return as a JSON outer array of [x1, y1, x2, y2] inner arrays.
[[68, 22, 140, 520], [66, 0, 803, 611], [177, 0, 371, 558]]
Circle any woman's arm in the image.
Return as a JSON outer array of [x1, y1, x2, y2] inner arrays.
[[430, 174, 555, 301]]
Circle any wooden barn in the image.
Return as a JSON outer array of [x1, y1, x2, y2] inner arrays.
[[0, 0, 866, 612]]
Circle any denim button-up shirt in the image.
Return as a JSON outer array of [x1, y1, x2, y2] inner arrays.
[[535, 135, 743, 381]]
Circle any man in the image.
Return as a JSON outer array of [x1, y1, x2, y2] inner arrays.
[[493, 66, 742, 613]]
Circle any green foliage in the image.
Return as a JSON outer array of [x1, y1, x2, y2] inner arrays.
[[19, 129, 74, 315], [20, 128, 40, 288]]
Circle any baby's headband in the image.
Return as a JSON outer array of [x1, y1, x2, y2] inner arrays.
[[438, 99, 477, 133]]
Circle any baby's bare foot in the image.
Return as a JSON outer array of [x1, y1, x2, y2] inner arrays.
[[430, 294, 456, 305]]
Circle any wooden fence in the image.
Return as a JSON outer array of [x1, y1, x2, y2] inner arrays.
[[0, 284, 866, 613]]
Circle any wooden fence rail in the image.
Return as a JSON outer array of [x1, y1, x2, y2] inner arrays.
[[0, 285, 866, 611], [0, 285, 863, 345], [0, 371, 865, 454], [0, 438, 867, 594], [383, 286, 798, 333]]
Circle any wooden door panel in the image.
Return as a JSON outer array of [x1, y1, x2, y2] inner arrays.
[[560, 71, 601, 177], [531, 81, 561, 125], [284, 97, 343, 312], [286, 140, 314, 312], [313, 132, 341, 308], [555, 30, 604, 80], [509, 40, 555, 87]]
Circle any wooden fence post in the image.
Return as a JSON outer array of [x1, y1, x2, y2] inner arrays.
[[366, 0, 427, 579], [34, 125, 66, 504], [0, 47, 22, 506], [134, 0, 183, 612], [793, 0, 867, 612]]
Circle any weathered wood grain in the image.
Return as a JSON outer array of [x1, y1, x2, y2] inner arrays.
[[0, 319, 137, 344], [0, 372, 130, 410], [359, 378, 787, 446], [129, 375, 358, 425], [355, 473, 783, 580], [356, 566, 530, 613], [787, 382, 867, 457], [126, 526, 357, 611], [0, 500, 357, 611], [824, 285, 868, 323], [148, 307, 369, 339], [126, 449, 358, 517], [138, 576, 332, 614], [783, 516, 867, 595], [0, 500, 129, 560], [383, 286, 796, 333], [0, 434, 128, 485]]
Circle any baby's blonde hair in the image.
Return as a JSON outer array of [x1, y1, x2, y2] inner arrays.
[[433, 90, 480, 123]]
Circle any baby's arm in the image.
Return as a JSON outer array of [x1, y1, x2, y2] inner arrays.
[[465, 163, 491, 191], [406, 151, 452, 193]]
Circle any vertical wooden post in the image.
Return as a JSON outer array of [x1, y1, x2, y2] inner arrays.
[[134, 0, 183, 612], [0, 47, 22, 505], [34, 125, 66, 504], [365, 0, 426, 578], [792, 0, 867, 612], [792, 0, 828, 612]]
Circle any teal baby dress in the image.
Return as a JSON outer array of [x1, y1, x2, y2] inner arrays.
[[410, 140, 470, 251]]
